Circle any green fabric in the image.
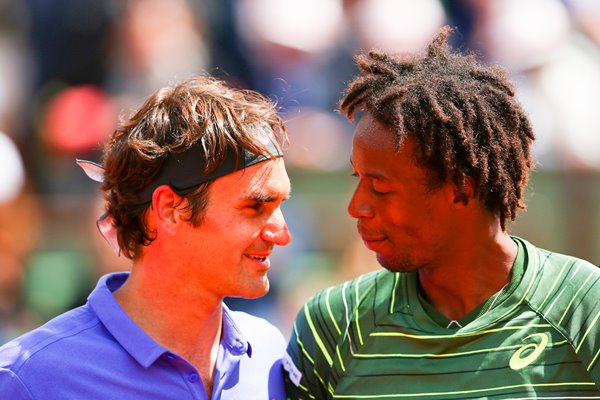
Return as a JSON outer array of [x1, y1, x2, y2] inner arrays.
[[284, 236, 600, 399]]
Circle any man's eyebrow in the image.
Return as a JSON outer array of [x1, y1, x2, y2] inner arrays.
[[365, 172, 387, 181], [350, 159, 387, 181], [245, 191, 291, 203]]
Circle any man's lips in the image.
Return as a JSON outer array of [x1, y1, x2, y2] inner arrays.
[[357, 227, 386, 248], [244, 253, 272, 270], [361, 235, 385, 244], [359, 233, 386, 241], [244, 245, 273, 262], [357, 226, 385, 241], [245, 254, 269, 262]]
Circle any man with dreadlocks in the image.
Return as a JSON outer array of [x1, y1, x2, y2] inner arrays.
[[283, 26, 600, 399]]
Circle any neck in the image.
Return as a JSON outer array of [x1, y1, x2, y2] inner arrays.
[[418, 226, 517, 321], [114, 256, 224, 396]]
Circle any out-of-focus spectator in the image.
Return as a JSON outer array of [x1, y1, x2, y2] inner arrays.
[[234, 0, 349, 112], [22, 0, 116, 195], [0, 0, 30, 148], [0, 131, 42, 343], [350, 0, 447, 54], [466, 0, 600, 170], [565, 0, 600, 47], [105, 0, 210, 103], [25, 0, 114, 89]]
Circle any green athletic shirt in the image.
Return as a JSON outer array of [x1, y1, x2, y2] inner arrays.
[[284, 237, 600, 399]]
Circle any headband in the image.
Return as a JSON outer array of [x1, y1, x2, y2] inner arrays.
[[77, 123, 284, 255], [136, 130, 284, 203]]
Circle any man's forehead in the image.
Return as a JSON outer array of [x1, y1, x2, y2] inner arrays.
[[217, 159, 290, 199], [354, 114, 397, 150]]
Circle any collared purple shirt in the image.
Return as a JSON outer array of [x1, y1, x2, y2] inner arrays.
[[0, 273, 287, 399]]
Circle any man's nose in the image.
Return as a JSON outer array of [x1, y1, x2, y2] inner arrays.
[[261, 208, 291, 246], [348, 181, 374, 219]]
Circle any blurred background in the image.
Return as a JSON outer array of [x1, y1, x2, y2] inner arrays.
[[1, 0, 600, 343]]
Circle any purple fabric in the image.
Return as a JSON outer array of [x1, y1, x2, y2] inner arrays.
[[0, 272, 286, 399]]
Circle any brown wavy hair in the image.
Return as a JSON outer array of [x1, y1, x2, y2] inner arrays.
[[339, 26, 535, 230], [101, 75, 287, 259]]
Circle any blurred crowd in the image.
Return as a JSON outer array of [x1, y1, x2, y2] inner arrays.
[[1, 0, 600, 343]]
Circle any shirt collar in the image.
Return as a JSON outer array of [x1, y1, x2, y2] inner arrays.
[[221, 304, 253, 358], [87, 272, 168, 368], [87, 273, 253, 368]]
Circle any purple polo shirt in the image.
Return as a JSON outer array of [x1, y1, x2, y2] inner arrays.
[[0, 272, 287, 399]]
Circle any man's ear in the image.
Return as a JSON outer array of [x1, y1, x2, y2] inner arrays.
[[452, 177, 475, 207], [150, 185, 181, 233]]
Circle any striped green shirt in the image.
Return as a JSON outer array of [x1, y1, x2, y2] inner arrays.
[[284, 237, 600, 399]]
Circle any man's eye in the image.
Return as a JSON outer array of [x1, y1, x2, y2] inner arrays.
[[247, 203, 263, 211], [371, 187, 389, 196]]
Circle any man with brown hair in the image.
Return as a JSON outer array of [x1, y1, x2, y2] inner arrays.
[[0, 75, 292, 399], [284, 26, 600, 399]]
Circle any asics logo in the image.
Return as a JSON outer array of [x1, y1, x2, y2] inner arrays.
[[509, 332, 550, 370]]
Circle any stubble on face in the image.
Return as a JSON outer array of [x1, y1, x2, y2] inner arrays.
[[375, 247, 423, 274]]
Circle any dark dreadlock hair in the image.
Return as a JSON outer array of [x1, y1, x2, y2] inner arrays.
[[339, 26, 535, 230]]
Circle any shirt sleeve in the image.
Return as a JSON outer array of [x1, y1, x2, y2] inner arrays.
[[575, 284, 600, 387], [0, 368, 34, 399], [283, 308, 328, 400], [284, 296, 341, 400], [283, 275, 368, 400]]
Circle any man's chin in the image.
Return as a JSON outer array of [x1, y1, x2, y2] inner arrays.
[[376, 253, 419, 273], [234, 281, 270, 300]]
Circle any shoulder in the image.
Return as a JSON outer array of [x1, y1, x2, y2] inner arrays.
[[294, 269, 396, 344], [284, 269, 399, 397], [521, 239, 600, 342], [228, 309, 284, 336], [523, 238, 600, 305], [225, 310, 288, 399], [0, 305, 99, 374], [227, 309, 287, 377], [523, 240, 600, 380], [227, 309, 285, 346]]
